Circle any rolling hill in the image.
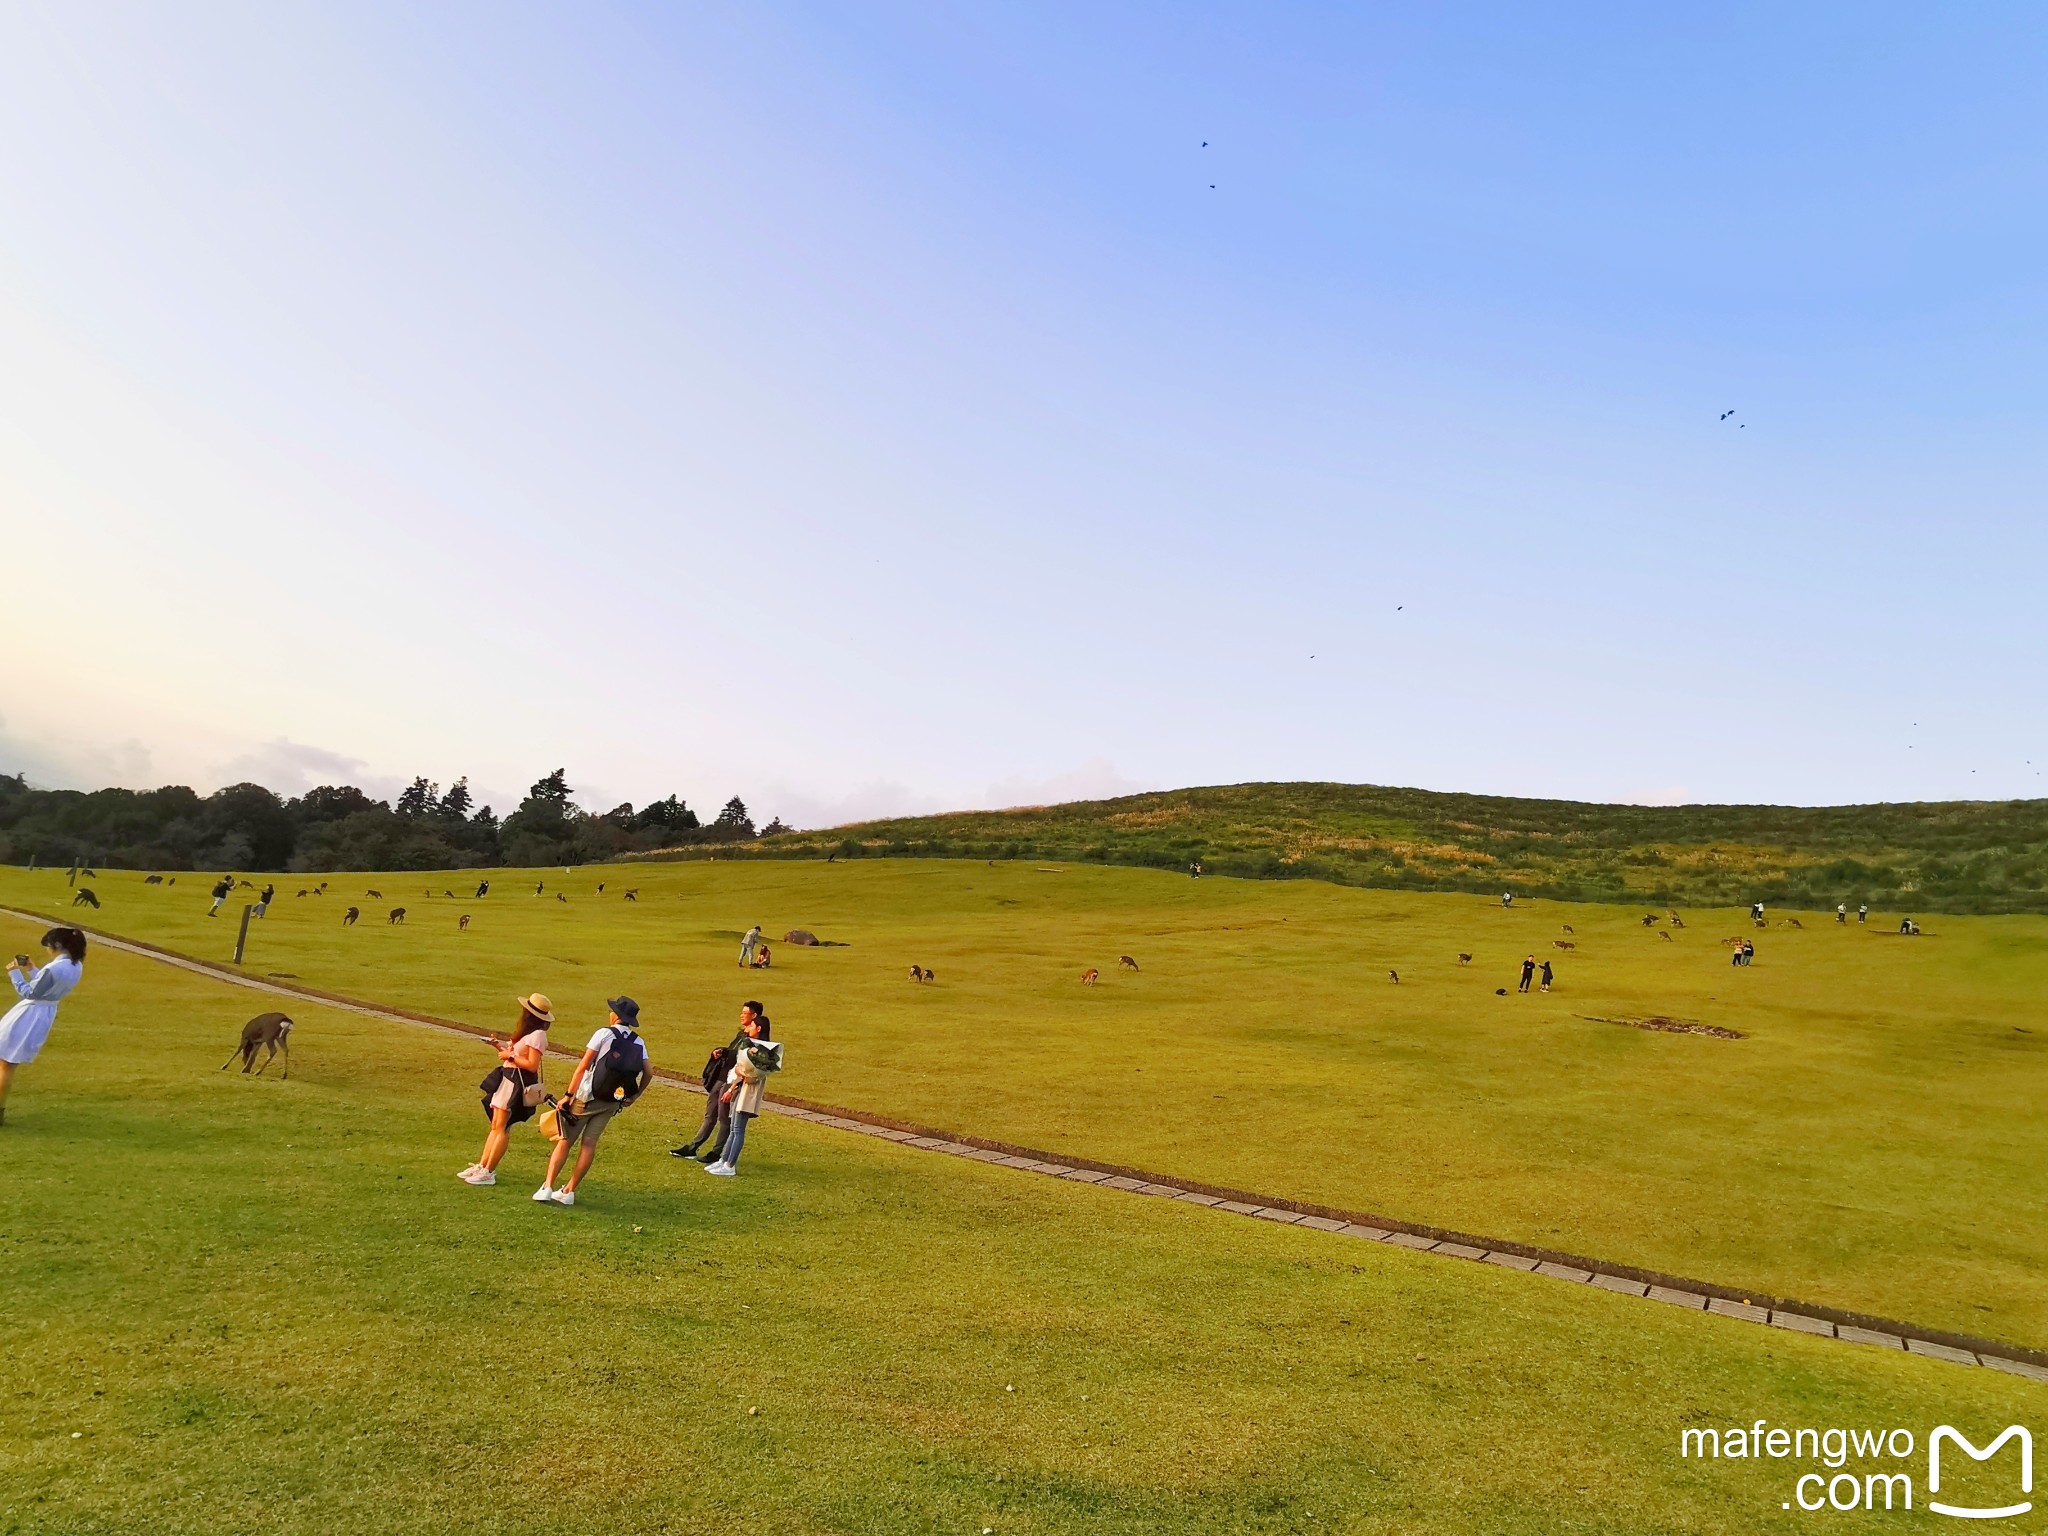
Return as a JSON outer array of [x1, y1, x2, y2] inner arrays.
[[638, 780, 2048, 914]]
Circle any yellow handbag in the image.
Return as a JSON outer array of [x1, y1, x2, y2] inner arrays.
[[535, 1096, 563, 1141]]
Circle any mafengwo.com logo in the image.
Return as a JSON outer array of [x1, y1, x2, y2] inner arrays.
[[1680, 1420, 2032, 1517]]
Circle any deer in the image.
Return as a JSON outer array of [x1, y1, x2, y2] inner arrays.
[[1457, 953, 1473, 965], [1552, 939, 1575, 950], [143, 874, 163, 885], [1119, 955, 1139, 971], [367, 889, 382, 899], [222, 1012, 293, 1078], [343, 906, 361, 926], [1561, 924, 1575, 935], [458, 914, 472, 931], [1081, 967, 1099, 985], [1387, 969, 1399, 984], [387, 907, 406, 925], [72, 888, 100, 909]]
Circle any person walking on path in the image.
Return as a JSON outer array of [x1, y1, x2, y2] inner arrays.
[[0, 927, 87, 1126], [672, 1002, 761, 1162], [207, 875, 234, 917], [535, 997, 651, 1207], [464, 993, 553, 1186], [738, 924, 762, 967], [706, 1010, 782, 1177], [1517, 955, 1536, 993], [1538, 959, 1553, 993], [254, 883, 275, 918]]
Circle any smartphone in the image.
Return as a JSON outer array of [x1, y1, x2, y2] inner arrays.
[[13, 954, 28, 968]]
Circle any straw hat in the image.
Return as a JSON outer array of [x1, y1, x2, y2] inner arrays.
[[514, 992, 555, 1024]]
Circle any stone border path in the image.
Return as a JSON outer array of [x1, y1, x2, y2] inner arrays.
[[12, 905, 2044, 1387]]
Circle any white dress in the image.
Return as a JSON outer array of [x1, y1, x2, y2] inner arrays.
[[0, 956, 82, 1065]]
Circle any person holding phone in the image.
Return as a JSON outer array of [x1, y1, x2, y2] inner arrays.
[[0, 927, 88, 1125], [462, 993, 552, 1185]]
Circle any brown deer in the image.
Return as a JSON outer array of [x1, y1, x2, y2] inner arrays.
[[1119, 955, 1139, 971], [458, 914, 471, 931], [1457, 952, 1472, 965], [1081, 967, 1099, 985], [222, 1012, 293, 1078], [343, 906, 361, 926], [1552, 939, 1575, 950], [387, 907, 406, 925]]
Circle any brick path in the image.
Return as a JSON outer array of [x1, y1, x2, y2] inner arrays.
[[13, 905, 2044, 1387]]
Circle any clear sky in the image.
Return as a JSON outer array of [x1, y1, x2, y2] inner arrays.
[[4, 3, 2045, 824]]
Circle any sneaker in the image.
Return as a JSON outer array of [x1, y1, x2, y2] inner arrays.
[[669, 1145, 699, 1159], [704, 1162, 735, 1177], [696, 1148, 724, 1164], [460, 1167, 496, 1186], [532, 1185, 555, 1202], [550, 1188, 576, 1206]]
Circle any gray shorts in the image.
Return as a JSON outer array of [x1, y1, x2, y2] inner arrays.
[[557, 1098, 623, 1150]]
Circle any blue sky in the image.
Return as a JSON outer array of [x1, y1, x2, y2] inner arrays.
[[3, 3, 2044, 824]]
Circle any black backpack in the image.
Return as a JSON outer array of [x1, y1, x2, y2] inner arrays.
[[587, 1026, 648, 1103]]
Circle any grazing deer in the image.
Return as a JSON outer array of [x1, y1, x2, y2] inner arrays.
[[458, 914, 471, 931], [624, 890, 639, 902], [556, 893, 567, 903], [1457, 952, 1472, 965], [1667, 912, 1684, 928], [222, 1012, 293, 1078], [1781, 917, 1804, 929], [1387, 970, 1399, 984], [1081, 967, 1099, 985], [1552, 939, 1575, 950], [1119, 955, 1139, 971], [1660, 931, 1673, 942], [296, 889, 308, 898], [143, 874, 163, 885], [72, 888, 100, 909], [387, 907, 406, 925], [907, 965, 923, 982], [1561, 924, 1575, 935], [1641, 914, 1659, 926], [343, 906, 361, 926], [367, 889, 382, 899], [596, 883, 605, 894]]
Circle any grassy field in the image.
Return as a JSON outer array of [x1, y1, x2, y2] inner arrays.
[[1, 909, 2039, 1535], [9, 859, 2046, 1352], [691, 780, 2048, 914]]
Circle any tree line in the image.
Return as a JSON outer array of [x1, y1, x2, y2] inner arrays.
[[0, 768, 787, 873]]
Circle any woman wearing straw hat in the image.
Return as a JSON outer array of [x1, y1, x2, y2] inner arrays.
[[462, 992, 553, 1186]]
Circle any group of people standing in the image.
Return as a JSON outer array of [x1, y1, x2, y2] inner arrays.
[[461, 990, 784, 1205]]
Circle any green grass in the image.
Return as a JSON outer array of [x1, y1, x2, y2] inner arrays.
[[1, 911, 2039, 1534], [686, 780, 2048, 914], [11, 859, 2047, 1350]]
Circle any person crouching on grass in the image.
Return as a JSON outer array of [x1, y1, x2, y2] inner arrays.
[[535, 996, 651, 1207], [464, 993, 553, 1186], [705, 1008, 781, 1177]]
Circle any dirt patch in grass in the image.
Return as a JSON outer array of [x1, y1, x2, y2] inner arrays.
[[1580, 1013, 1747, 1040]]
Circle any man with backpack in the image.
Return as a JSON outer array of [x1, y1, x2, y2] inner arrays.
[[670, 1001, 761, 1164], [207, 875, 234, 917], [534, 996, 651, 1207]]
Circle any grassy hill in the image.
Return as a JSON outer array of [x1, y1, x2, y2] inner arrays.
[[651, 781, 2048, 914]]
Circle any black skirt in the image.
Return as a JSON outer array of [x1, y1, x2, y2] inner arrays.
[[479, 1065, 538, 1125]]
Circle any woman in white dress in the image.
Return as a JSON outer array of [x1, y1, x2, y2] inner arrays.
[[0, 926, 88, 1125]]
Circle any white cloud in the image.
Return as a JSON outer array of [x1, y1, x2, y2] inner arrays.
[[981, 758, 1148, 810], [0, 714, 156, 791], [1616, 784, 1693, 807]]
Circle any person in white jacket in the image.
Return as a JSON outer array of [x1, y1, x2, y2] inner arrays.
[[0, 926, 87, 1125], [705, 1010, 781, 1177]]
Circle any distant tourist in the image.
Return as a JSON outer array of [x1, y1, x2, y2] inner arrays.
[[0, 927, 87, 1127], [706, 1009, 782, 1178], [1858, 904, 1868, 924], [254, 883, 275, 919], [207, 875, 234, 917], [1539, 959, 1554, 993], [1518, 955, 1536, 993], [535, 997, 651, 1206], [463, 993, 553, 1187], [739, 924, 762, 967], [1751, 901, 1765, 923], [1502, 892, 1514, 908], [475, 879, 490, 898], [751, 941, 772, 970], [673, 1003, 760, 1163], [1899, 917, 1920, 935], [1836, 904, 1846, 924]]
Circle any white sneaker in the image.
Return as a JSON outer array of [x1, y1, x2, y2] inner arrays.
[[460, 1167, 496, 1186], [532, 1185, 555, 1202], [704, 1162, 735, 1177], [550, 1188, 576, 1206]]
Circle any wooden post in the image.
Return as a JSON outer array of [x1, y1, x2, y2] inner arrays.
[[233, 904, 254, 966]]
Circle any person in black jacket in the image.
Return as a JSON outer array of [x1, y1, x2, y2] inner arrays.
[[671, 1000, 763, 1163]]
